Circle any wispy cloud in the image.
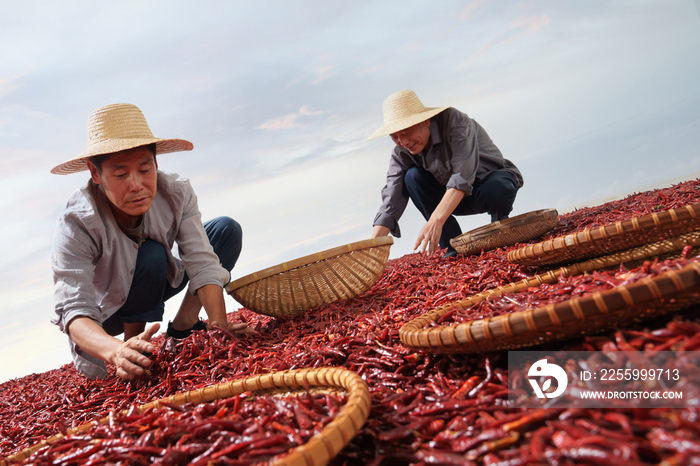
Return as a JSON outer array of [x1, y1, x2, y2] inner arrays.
[[0, 146, 57, 173], [312, 64, 334, 84], [358, 64, 386, 77], [428, 0, 488, 42], [505, 14, 550, 42], [286, 57, 336, 86], [256, 105, 327, 131], [0, 74, 24, 100], [461, 13, 550, 66], [460, 0, 487, 21]]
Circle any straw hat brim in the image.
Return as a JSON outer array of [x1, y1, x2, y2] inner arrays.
[[365, 106, 450, 141], [50, 138, 194, 175]]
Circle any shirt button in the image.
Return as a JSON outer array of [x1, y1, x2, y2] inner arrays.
[[122, 297, 127, 303], [130, 269, 135, 274]]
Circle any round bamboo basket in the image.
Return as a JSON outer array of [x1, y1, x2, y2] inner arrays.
[[400, 231, 700, 353], [1, 367, 371, 466], [450, 208, 558, 255], [227, 237, 393, 317], [507, 203, 700, 267]]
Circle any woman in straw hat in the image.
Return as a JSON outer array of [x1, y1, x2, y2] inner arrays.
[[51, 103, 251, 380], [368, 90, 523, 257]]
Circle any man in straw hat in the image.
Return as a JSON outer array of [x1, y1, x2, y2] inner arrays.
[[51, 103, 251, 380], [368, 90, 523, 256]]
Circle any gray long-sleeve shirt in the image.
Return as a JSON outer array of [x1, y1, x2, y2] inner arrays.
[[373, 107, 523, 237], [51, 170, 230, 378]]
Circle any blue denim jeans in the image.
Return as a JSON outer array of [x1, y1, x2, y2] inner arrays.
[[103, 216, 242, 335], [404, 166, 520, 249]]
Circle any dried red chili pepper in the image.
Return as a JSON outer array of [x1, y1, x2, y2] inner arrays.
[[3, 178, 700, 465]]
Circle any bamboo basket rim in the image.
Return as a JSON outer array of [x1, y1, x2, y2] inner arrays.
[[451, 208, 558, 256], [453, 208, 558, 242], [1, 367, 371, 466], [507, 203, 700, 266], [226, 236, 394, 293], [400, 231, 700, 353]]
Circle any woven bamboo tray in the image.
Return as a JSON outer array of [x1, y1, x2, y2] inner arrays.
[[507, 203, 700, 266], [450, 208, 558, 255], [227, 237, 393, 317], [400, 231, 700, 353], [1, 367, 371, 466]]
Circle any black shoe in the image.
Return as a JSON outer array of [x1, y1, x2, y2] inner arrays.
[[443, 247, 459, 258], [166, 319, 207, 339]]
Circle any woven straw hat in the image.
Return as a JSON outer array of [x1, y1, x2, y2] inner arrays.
[[51, 103, 194, 175], [365, 90, 450, 141]]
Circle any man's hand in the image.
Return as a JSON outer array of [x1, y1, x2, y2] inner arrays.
[[414, 188, 466, 255], [414, 217, 444, 255], [67, 317, 162, 381], [111, 323, 160, 380]]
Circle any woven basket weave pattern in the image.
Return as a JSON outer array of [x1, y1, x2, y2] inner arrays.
[[2, 367, 371, 466], [402, 262, 700, 354], [451, 209, 558, 255], [228, 238, 393, 317], [508, 204, 700, 266], [401, 231, 700, 353]]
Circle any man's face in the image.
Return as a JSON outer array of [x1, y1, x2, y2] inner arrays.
[[87, 146, 158, 228], [390, 119, 431, 154]]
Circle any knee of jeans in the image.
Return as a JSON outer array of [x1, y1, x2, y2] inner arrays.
[[213, 217, 242, 270], [403, 166, 421, 187], [497, 181, 519, 207], [137, 240, 168, 279], [220, 217, 242, 249], [478, 177, 517, 207]]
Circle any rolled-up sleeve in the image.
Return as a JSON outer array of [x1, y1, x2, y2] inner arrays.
[[175, 181, 231, 295], [51, 215, 102, 334]]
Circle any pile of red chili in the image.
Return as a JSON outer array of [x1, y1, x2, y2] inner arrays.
[[438, 253, 700, 324], [15, 390, 345, 465], [2, 179, 700, 465]]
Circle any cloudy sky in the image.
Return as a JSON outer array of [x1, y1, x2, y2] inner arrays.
[[1, 0, 699, 383]]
